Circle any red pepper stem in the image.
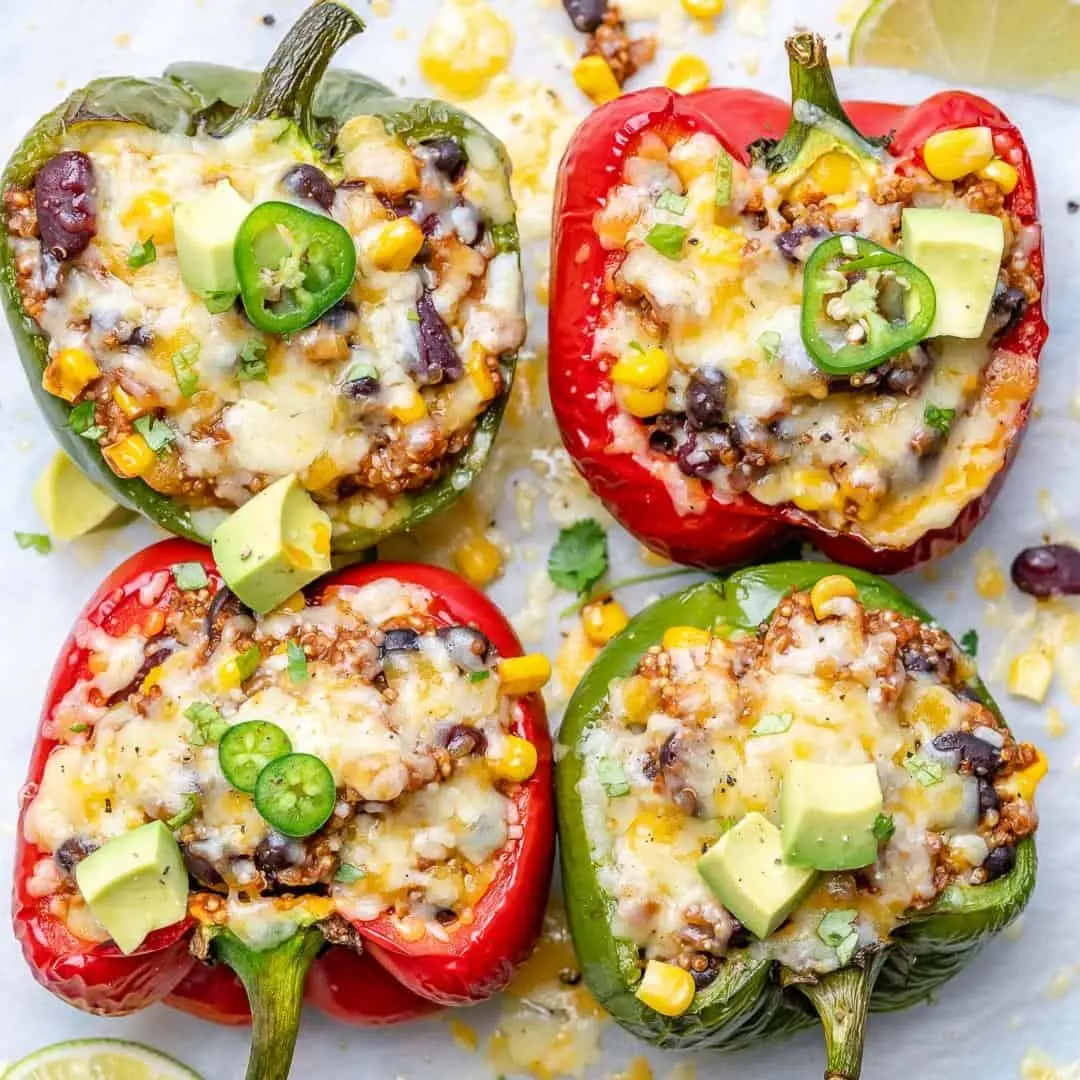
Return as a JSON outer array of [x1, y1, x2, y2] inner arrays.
[[222, 1, 364, 142], [214, 926, 324, 1080]]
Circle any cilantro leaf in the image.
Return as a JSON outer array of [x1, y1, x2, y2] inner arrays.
[[203, 290, 238, 314], [233, 645, 262, 683], [127, 237, 157, 268], [656, 190, 688, 215], [68, 400, 105, 441], [166, 794, 199, 830], [15, 531, 51, 555], [491, 221, 519, 254], [237, 339, 269, 382], [873, 813, 896, 843], [960, 629, 979, 657], [595, 757, 630, 797], [548, 519, 609, 595], [645, 224, 687, 260], [172, 561, 209, 591], [334, 862, 366, 884], [758, 331, 782, 362], [715, 150, 733, 207], [751, 712, 793, 737], [924, 403, 957, 435], [171, 343, 200, 397], [817, 909, 860, 964], [184, 702, 228, 746], [468, 670, 491, 683], [904, 754, 944, 787], [133, 414, 175, 454], [287, 640, 310, 685]]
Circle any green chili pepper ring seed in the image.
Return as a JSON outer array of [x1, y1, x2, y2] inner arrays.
[[218, 720, 293, 792], [253, 752, 337, 837]]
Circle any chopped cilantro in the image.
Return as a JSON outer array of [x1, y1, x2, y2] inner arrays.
[[904, 754, 944, 787], [237, 339, 268, 382], [127, 237, 157, 268], [166, 794, 199, 830], [750, 712, 793, 737], [406, 308, 420, 323], [468, 670, 491, 683], [758, 331, 782, 361], [203, 290, 238, 314], [645, 223, 688, 260], [596, 757, 630, 798], [287, 640, 310, 685], [185, 702, 228, 746], [15, 531, 51, 555], [817, 909, 860, 965], [924, 403, 957, 435], [172, 561, 209, 591], [548, 519, 608, 595], [68, 400, 106, 441], [656, 190, 688, 215], [491, 221, 519, 254], [715, 150, 733, 207], [334, 863, 366, 884], [234, 645, 262, 683], [171, 343, 200, 397], [69, 722, 89, 734], [960, 629, 979, 657], [133, 414, 175, 453], [873, 813, 896, 843]]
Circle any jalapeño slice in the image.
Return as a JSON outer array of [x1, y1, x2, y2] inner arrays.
[[218, 720, 293, 793], [253, 752, 337, 837], [800, 234, 936, 375]]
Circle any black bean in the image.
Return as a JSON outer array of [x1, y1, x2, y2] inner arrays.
[[322, 298, 358, 332], [900, 647, 936, 674], [686, 368, 728, 430], [562, 0, 607, 32], [36, 151, 97, 260], [413, 292, 463, 385], [422, 137, 468, 181], [988, 281, 1028, 340], [977, 777, 1000, 817], [437, 625, 492, 671], [203, 587, 249, 656], [107, 642, 177, 707], [381, 628, 421, 655], [931, 731, 1002, 778], [183, 850, 224, 888], [689, 953, 720, 990], [254, 833, 303, 874], [444, 724, 487, 759], [1011, 543, 1080, 598], [54, 835, 98, 877], [342, 375, 380, 399], [128, 326, 154, 349], [775, 223, 827, 264], [659, 733, 680, 768], [281, 163, 336, 212], [728, 922, 752, 950], [435, 908, 458, 925], [648, 428, 676, 454], [676, 430, 729, 478], [640, 751, 661, 781], [983, 844, 1016, 882]]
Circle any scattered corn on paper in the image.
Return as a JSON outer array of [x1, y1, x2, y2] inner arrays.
[[1, 0, 1080, 1077]]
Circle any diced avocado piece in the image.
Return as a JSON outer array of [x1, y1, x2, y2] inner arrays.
[[33, 451, 117, 542], [697, 812, 818, 940], [901, 208, 1005, 339], [211, 474, 332, 614], [174, 181, 251, 309], [74, 821, 188, 955], [780, 761, 884, 871]]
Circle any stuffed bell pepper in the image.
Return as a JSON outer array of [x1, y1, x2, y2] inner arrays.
[[1, 1, 525, 556], [549, 33, 1046, 572], [556, 563, 1044, 1078], [13, 540, 554, 1079]]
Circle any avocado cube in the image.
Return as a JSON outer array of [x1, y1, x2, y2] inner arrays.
[[211, 474, 332, 614], [780, 761, 883, 871], [901, 208, 1005, 339], [174, 181, 251, 306], [74, 821, 188, 955], [697, 813, 818, 940]]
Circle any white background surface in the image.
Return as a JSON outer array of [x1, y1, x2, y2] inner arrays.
[[1, 1, 1079, 1077]]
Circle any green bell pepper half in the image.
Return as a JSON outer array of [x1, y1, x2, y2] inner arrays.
[[556, 561, 1036, 1078], [0, 1, 521, 555]]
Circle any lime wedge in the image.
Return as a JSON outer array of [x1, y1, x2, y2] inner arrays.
[[4, 1039, 202, 1080], [33, 450, 118, 542], [851, 0, 1080, 101]]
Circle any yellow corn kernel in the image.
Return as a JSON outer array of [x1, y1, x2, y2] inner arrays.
[[695, 225, 744, 267], [454, 531, 503, 586], [1000, 750, 1049, 803], [216, 654, 255, 692], [810, 574, 858, 620], [666, 54, 711, 95], [271, 592, 307, 616], [573, 56, 622, 106], [611, 347, 670, 390], [620, 674, 659, 726], [370, 217, 426, 272], [681, 0, 725, 17], [790, 468, 842, 513], [1007, 651, 1053, 703], [87, 652, 108, 675], [302, 452, 340, 492], [111, 385, 149, 419], [419, 0, 514, 99], [467, 346, 499, 402], [42, 347, 100, 402], [121, 189, 175, 246], [498, 654, 552, 696], [582, 600, 630, 647], [390, 387, 428, 425], [635, 959, 696, 1017], [805, 151, 857, 197], [616, 384, 667, 419], [102, 434, 155, 478], [977, 158, 1019, 195], [140, 664, 165, 693], [555, 625, 600, 696], [491, 735, 538, 782], [662, 625, 711, 651], [922, 126, 995, 182]]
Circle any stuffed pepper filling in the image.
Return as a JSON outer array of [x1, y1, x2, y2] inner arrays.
[[4, 114, 524, 537], [576, 579, 1042, 989], [593, 125, 1040, 548], [22, 573, 540, 952]]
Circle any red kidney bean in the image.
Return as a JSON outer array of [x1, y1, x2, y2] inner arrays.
[[34, 151, 97, 259], [1011, 543, 1080, 598], [281, 163, 336, 212], [562, 0, 608, 32]]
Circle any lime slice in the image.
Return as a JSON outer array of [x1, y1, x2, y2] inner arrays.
[[851, 0, 1080, 101], [4, 1039, 202, 1080], [32, 450, 118, 542]]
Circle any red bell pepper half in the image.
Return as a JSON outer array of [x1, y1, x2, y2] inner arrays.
[[12, 540, 554, 1076], [549, 34, 1047, 573]]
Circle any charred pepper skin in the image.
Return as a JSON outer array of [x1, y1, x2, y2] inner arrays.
[[555, 562, 1036, 1078], [12, 539, 554, 1073], [0, 1, 521, 555], [548, 35, 1047, 575]]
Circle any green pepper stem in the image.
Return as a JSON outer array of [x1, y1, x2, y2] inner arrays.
[[222, 1, 364, 141], [787, 957, 883, 1080], [214, 926, 323, 1080]]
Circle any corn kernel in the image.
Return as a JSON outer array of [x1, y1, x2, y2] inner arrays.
[[790, 468, 842, 513], [454, 531, 503, 586], [498, 654, 552, 696], [102, 433, 155, 478], [390, 388, 428, 425], [620, 674, 659, 726], [370, 217, 426, 272], [635, 959, 696, 1017], [1000, 750, 1049, 803], [573, 55, 622, 106], [302, 452, 340, 492], [467, 346, 499, 402], [666, 54, 711, 95], [217, 650, 260, 692], [555, 625, 600, 696], [974, 550, 1007, 601], [42, 347, 100, 402], [121, 189, 175, 246], [582, 600, 630, 646], [681, 0, 725, 17], [611, 347, 670, 390], [111, 385, 149, 419], [977, 158, 1019, 195], [271, 592, 307, 615], [922, 127, 994, 182], [662, 626, 711, 651], [616, 384, 667, 419], [491, 735, 538, 782], [140, 664, 165, 693], [419, 0, 514, 99], [805, 151, 857, 197], [1007, 651, 1053, 703], [810, 574, 858, 620]]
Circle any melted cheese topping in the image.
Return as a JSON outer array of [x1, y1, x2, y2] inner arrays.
[[595, 130, 1038, 548], [578, 589, 1038, 977]]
